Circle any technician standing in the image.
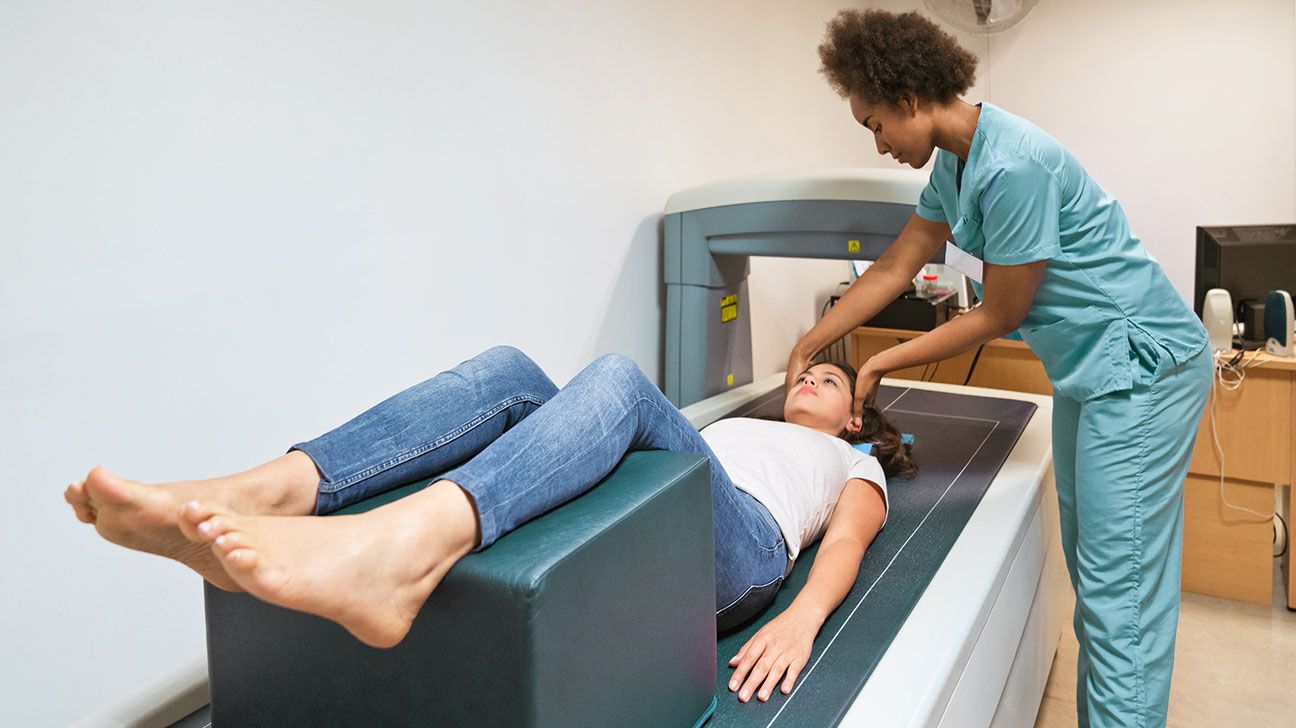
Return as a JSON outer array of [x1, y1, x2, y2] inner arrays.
[[789, 10, 1211, 728]]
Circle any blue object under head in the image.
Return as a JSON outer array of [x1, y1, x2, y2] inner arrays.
[[853, 433, 915, 456]]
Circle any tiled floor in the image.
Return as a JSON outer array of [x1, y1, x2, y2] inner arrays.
[[1034, 563, 1296, 727]]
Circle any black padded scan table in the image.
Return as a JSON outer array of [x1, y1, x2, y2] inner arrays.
[[705, 385, 1037, 727]]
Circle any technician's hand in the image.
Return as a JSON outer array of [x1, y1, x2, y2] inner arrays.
[[784, 347, 812, 394], [726, 609, 818, 702], [853, 358, 882, 418]]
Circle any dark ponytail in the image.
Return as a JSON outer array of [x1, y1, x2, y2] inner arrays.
[[820, 360, 918, 480]]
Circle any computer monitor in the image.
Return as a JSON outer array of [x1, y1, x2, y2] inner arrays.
[[1194, 224, 1296, 318]]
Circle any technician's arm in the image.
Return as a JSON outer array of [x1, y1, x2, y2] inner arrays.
[[786, 213, 950, 391], [851, 259, 1047, 413], [726, 478, 887, 702]]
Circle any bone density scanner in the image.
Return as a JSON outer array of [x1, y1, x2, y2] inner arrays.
[[100, 169, 1064, 728]]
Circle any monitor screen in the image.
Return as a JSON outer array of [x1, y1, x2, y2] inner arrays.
[[1194, 224, 1296, 316]]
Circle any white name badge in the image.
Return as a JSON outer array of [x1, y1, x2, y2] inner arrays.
[[944, 241, 984, 284]]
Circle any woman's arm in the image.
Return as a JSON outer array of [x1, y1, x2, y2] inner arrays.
[[850, 259, 1046, 414], [786, 213, 950, 391], [726, 478, 887, 702]]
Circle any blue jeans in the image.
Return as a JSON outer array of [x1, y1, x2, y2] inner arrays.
[[290, 346, 788, 630]]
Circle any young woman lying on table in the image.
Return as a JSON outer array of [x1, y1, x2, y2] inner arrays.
[[65, 345, 914, 703]]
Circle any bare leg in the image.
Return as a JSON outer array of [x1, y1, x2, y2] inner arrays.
[[183, 479, 480, 647], [63, 451, 322, 591]]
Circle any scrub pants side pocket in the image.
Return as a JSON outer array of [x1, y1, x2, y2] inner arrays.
[[1021, 305, 1135, 401]]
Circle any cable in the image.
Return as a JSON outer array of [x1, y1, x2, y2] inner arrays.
[[1214, 347, 1264, 391], [1208, 351, 1275, 522], [926, 359, 941, 382], [962, 343, 987, 386], [1274, 511, 1288, 559], [819, 287, 856, 366]]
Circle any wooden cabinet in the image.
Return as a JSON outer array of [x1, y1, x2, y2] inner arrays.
[[1182, 355, 1295, 607], [1189, 367, 1293, 485], [1182, 473, 1276, 605]]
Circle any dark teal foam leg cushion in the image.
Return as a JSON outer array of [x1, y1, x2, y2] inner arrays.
[[204, 451, 718, 727]]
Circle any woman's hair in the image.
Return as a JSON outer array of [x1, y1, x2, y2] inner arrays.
[[818, 360, 918, 479], [817, 9, 977, 105]]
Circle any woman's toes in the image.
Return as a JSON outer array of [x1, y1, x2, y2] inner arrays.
[[195, 515, 237, 542], [83, 466, 133, 507], [65, 486, 97, 523], [213, 531, 249, 555], [179, 501, 217, 539], [221, 547, 259, 572], [66, 482, 90, 509]]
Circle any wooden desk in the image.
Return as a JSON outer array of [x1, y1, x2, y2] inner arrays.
[[1183, 350, 1296, 607], [851, 327, 1296, 608]]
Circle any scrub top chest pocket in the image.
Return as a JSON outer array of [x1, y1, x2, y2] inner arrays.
[[949, 215, 985, 261]]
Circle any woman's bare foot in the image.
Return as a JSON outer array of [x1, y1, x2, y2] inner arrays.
[[64, 454, 320, 592], [183, 480, 480, 648]]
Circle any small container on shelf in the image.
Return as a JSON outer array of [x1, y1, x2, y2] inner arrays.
[[919, 274, 940, 299]]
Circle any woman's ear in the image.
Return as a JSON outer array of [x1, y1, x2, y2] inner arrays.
[[898, 91, 918, 116], [847, 415, 863, 434]]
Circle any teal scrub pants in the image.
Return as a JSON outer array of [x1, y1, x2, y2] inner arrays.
[[1051, 345, 1212, 727]]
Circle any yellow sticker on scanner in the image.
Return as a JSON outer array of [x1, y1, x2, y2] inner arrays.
[[719, 293, 738, 324], [727, 374, 734, 387], [848, 239, 861, 253]]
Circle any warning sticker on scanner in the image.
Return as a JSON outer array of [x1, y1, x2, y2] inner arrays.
[[720, 294, 738, 323]]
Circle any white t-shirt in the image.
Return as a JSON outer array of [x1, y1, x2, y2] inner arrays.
[[699, 417, 889, 562]]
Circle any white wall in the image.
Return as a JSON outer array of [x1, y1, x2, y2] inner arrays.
[[2, 1, 1293, 725], [0, 2, 868, 725], [983, 0, 1296, 301]]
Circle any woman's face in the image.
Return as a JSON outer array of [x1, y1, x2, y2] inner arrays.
[[849, 93, 935, 168], [784, 363, 860, 436]]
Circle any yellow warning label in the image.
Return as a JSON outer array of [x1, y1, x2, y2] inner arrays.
[[719, 293, 738, 324], [727, 373, 734, 387], [847, 239, 861, 253]]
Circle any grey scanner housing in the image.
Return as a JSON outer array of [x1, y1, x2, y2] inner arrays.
[[663, 167, 938, 407]]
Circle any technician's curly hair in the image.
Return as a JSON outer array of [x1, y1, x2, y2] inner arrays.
[[818, 360, 918, 480], [817, 9, 978, 105]]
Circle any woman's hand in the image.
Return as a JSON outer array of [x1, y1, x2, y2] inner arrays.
[[726, 609, 820, 702], [784, 347, 813, 394], [853, 358, 882, 418]]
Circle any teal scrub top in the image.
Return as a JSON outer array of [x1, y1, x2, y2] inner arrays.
[[915, 102, 1207, 401]]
